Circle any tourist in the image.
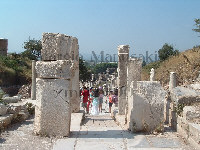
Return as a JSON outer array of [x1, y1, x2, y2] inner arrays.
[[98, 87, 104, 113], [87, 87, 94, 114], [81, 86, 89, 112], [112, 89, 118, 107], [107, 91, 114, 113], [91, 88, 99, 115]]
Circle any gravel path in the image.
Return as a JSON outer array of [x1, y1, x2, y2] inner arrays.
[[0, 116, 55, 150]]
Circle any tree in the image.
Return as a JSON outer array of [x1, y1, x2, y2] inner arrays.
[[22, 37, 42, 60], [79, 58, 91, 82], [192, 18, 200, 36], [158, 43, 179, 61], [92, 62, 118, 74]]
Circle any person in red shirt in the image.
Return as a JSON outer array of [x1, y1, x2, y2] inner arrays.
[[81, 86, 89, 112], [106, 91, 114, 113]]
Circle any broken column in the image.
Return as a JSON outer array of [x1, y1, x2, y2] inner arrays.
[[150, 68, 155, 81], [118, 45, 129, 115], [34, 33, 78, 137], [31, 60, 36, 100], [169, 72, 177, 91], [126, 58, 142, 123]]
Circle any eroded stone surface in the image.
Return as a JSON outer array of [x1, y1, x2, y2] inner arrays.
[[34, 78, 72, 137], [41, 33, 79, 61], [128, 81, 167, 132], [0, 103, 7, 116], [170, 86, 200, 105], [118, 45, 129, 115], [35, 60, 72, 79]]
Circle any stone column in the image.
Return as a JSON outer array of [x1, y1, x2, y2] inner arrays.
[[169, 72, 177, 91], [118, 45, 129, 115], [126, 58, 142, 121], [150, 68, 155, 81], [34, 33, 78, 137], [71, 38, 80, 113], [31, 60, 36, 100]]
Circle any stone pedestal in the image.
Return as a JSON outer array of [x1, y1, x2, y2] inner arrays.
[[31, 60, 36, 100], [118, 45, 129, 115]]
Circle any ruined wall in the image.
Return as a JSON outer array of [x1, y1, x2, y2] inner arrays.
[[0, 39, 8, 56]]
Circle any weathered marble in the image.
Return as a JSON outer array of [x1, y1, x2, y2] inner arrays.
[[118, 45, 129, 115], [169, 72, 177, 91], [34, 78, 72, 137], [31, 60, 36, 100], [150, 68, 155, 81], [35, 60, 72, 79], [127, 81, 166, 132], [41, 33, 79, 61]]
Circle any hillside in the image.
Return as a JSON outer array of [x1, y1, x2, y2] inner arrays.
[[0, 54, 32, 86], [142, 47, 200, 86]]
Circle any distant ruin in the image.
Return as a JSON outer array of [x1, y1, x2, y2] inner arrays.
[[0, 38, 8, 56]]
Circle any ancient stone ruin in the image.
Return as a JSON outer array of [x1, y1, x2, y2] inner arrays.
[[34, 33, 79, 137], [114, 44, 167, 133], [0, 38, 8, 56]]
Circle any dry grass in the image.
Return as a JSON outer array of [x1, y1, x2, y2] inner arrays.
[[142, 47, 200, 86]]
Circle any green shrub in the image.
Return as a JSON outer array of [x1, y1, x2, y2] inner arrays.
[[25, 102, 35, 115]]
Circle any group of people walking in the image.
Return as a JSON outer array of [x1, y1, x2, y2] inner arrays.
[[80, 86, 118, 115]]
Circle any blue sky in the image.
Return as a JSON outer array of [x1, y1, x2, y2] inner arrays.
[[0, 0, 200, 60]]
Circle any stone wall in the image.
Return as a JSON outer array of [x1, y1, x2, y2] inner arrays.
[[0, 39, 8, 56], [177, 105, 200, 149]]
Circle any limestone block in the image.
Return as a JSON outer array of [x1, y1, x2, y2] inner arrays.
[[188, 123, 200, 148], [41, 33, 79, 61], [183, 106, 200, 123], [0, 103, 7, 116], [7, 105, 21, 114], [127, 81, 166, 132], [0, 114, 14, 129], [34, 78, 72, 137], [170, 86, 200, 105], [177, 116, 189, 133], [36, 60, 72, 79], [188, 83, 200, 92], [2, 96, 21, 103]]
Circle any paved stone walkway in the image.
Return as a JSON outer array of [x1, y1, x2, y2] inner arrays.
[[53, 102, 194, 150], [0, 100, 195, 150]]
